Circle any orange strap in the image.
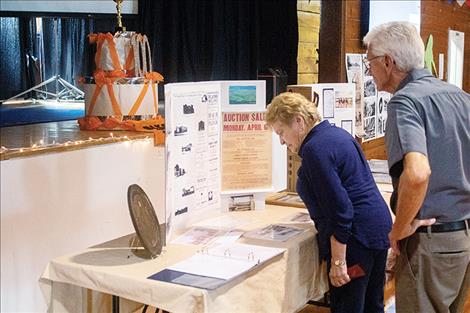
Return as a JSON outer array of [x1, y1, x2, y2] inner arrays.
[[144, 72, 163, 115], [145, 71, 164, 82], [144, 72, 164, 115], [128, 83, 149, 116], [87, 85, 103, 116], [88, 70, 107, 116], [93, 70, 123, 116], [105, 83, 122, 116], [105, 33, 123, 72], [124, 47, 135, 72], [94, 35, 105, 71]]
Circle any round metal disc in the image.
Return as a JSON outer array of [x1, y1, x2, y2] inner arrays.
[[127, 184, 162, 258]]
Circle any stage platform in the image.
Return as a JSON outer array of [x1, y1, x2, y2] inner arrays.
[[0, 99, 85, 128], [0, 120, 152, 160]]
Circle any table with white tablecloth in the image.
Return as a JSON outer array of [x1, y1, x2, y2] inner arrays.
[[40, 205, 328, 313]]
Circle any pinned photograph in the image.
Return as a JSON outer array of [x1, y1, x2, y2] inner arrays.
[[355, 110, 363, 127], [364, 117, 376, 140], [363, 77, 377, 98], [378, 116, 384, 135], [346, 54, 363, 69], [378, 97, 384, 114], [364, 97, 376, 117]]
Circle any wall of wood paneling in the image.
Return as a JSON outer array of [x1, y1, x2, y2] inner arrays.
[[421, 1, 470, 92], [297, 0, 321, 84]]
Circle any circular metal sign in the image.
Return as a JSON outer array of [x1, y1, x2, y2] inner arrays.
[[127, 184, 162, 258]]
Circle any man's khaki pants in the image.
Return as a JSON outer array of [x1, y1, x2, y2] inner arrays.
[[395, 228, 470, 313]]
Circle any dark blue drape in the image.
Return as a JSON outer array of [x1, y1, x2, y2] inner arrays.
[[0, 17, 33, 100]]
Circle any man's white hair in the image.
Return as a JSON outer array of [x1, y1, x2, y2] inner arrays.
[[363, 21, 424, 72]]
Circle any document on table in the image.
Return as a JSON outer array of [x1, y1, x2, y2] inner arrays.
[[148, 243, 285, 289], [244, 224, 305, 242]]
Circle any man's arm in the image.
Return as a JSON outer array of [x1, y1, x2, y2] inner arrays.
[[389, 152, 435, 253]]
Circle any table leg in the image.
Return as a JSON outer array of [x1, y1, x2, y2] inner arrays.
[[112, 295, 120, 313]]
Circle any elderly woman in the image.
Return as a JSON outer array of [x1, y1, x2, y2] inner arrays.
[[266, 92, 392, 313]]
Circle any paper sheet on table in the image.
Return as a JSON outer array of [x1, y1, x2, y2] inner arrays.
[[244, 224, 305, 242], [171, 227, 224, 245], [166, 243, 285, 280]]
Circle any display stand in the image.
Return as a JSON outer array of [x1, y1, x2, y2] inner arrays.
[[3, 75, 84, 104]]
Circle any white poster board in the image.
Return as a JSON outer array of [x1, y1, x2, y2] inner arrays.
[[165, 82, 222, 238], [287, 83, 356, 136], [165, 80, 284, 239]]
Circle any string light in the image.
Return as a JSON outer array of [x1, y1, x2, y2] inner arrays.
[[0, 133, 155, 159]]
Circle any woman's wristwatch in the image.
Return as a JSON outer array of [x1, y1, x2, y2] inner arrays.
[[333, 259, 346, 267]]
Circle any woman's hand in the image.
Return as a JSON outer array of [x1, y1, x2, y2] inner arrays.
[[329, 262, 351, 287], [329, 235, 350, 287]]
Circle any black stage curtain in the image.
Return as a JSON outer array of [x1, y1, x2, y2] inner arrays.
[[0, 1, 297, 101], [138, 0, 298, 85]]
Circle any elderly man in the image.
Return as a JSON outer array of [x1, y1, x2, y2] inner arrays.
[[363, 21, 470, 313]]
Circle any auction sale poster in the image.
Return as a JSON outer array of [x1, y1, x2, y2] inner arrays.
[[221, 112, 272, 191]]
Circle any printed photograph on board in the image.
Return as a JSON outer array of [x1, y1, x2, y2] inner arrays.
[[364, 97, 376, 117], [364, 77, 377, 98], [229, 85, 257, 105], [229, 194, 255, 212], [364, 116, 376, 140]]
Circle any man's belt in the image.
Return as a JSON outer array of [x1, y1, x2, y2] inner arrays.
[[416, 218, 470, 233]]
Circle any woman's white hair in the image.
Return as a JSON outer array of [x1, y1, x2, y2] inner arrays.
[[363, 21, 424, 72]]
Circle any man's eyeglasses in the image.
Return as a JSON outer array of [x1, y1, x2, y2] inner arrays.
[[363, 55, 384, 72]]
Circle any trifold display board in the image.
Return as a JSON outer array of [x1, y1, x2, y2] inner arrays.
[[287, 84, 356, 136], [165, 81, 286, 240]]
